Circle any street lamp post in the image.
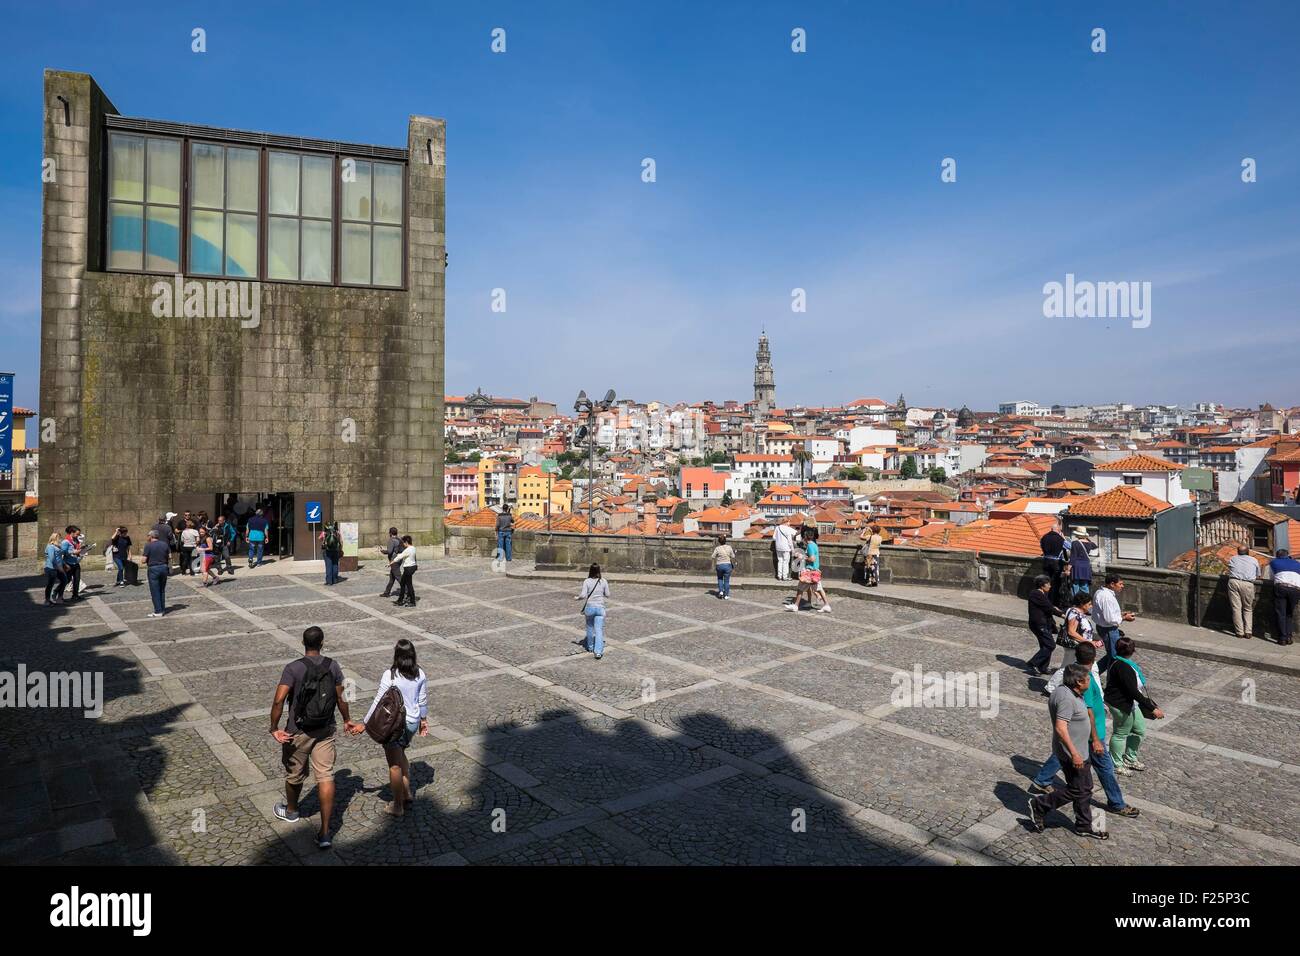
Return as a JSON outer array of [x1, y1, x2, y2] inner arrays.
[[574, 388, 616, 515]]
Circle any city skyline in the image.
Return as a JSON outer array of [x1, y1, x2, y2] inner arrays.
[[3, 2, 1299, 412]]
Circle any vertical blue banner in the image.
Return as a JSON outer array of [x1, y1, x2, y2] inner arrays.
[[0, 373, 14, 475]]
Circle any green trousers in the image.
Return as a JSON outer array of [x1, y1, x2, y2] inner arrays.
[[1108, 704, 1146, 765]]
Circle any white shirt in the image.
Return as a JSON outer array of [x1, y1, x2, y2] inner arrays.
[[393, 545, 417, 570], [773, 524, 797, 553], [181, 528, 199, 548], [1091, 588, 1122, 628], [364, 667, 428, 725]]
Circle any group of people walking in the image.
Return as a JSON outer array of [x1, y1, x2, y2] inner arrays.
[[42, 526, 87, 605], [1024, 562, 1165, 838]]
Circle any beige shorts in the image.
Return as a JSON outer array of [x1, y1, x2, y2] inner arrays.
[[281, 726, 336, 785]]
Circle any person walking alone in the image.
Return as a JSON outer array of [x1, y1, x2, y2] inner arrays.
[[496, 504, 514, 563], [576, 563, 609, 659], [712, 534, 736, 599], [320, 521, 343, 586], [390, 535, 418, 607], [1226, 545, 1259, 639], [143, 530, 171, 617], [246, 508, 269, 567]]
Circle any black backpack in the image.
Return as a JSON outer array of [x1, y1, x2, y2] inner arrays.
[[324, 528, 341, 553], [294, 657, 337, 731]]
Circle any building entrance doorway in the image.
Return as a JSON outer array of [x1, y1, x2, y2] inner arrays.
[[173, 491, 299, 563]]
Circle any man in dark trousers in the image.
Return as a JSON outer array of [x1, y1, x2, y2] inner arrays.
[[380, 526, 402, 597], [1039, 520, 1067, 606], [1025, 573, 1063, 675], [1028, 663, 1108, 840]]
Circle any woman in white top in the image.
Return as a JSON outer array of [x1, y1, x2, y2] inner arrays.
[[575, 563, 610, 659], [355, 638, 428, 816], [389, 535, 418, 607]]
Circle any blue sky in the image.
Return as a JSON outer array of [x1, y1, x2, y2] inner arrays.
[[2, 0, 1298, 413]]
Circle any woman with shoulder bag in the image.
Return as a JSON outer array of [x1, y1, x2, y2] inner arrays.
[[576, 563, 610, 659], [1104, 636, 1164, 773], [1059, 591, 1101, 652]]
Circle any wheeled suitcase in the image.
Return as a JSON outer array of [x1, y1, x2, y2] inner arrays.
[[124, 559, 140, 586]]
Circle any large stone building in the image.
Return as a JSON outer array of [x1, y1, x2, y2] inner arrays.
[[39, 70, 445, 554]]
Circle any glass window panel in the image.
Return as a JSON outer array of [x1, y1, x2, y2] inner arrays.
[[109, 134, 145, 201], [190, 143, 224, 209], [268, 217, 299, 280], [301, 155, 333, 219], [341, 222, 371, 284], [145, 205, 180, 272], [189, 209, 223, 275], [226, 148, 259, 212], [342, 160, 372, 221], [225, 212, 258, 277], [373, 225, 402, 286], [301, 219, 332, 282], [107, 201, 143, 269], [373, 163, 403, 224], [146, 138, 181, 205], [268, 152, 299, 216]]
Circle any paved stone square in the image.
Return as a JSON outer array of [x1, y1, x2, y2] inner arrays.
[[2, 556, 1298, 866]]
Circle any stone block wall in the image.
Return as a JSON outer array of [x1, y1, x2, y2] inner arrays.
[[39, 71, 445, 551], [443, 524, 1276, 632]]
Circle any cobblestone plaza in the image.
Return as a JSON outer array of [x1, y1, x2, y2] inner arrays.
[[2, 557, 1297, 866]]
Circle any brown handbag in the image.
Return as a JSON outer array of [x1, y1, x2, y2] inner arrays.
[[365, 678, 407, 745]]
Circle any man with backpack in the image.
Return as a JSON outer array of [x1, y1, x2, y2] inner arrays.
[[269, 626, 363, 849], [320, 521, 344, 585]]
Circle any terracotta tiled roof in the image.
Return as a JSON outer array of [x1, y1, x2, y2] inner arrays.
[[1045, 480, 1091, 490], [1204, 500, 1289, 526], [1065, 486, 1173, 519], [1094, 453, 1185, 472], [909, 513, 1057, 557]]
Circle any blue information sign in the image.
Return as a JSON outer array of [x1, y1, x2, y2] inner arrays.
[[0, 373, 13, 475], [304, 500, 322, 523]]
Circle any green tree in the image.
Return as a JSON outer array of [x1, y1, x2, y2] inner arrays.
[[467, 452, 481, 462], [671, 501, 692, 522], [446, 448, 462, 464], [721, 490, 733, 506], [751, 480, 767, 500], [842, 465, 867, 481], [927, 466, 947, 483], [901, 456, 918, 479]]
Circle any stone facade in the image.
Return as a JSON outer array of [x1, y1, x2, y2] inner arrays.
[[39, 70, 445, 551]]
